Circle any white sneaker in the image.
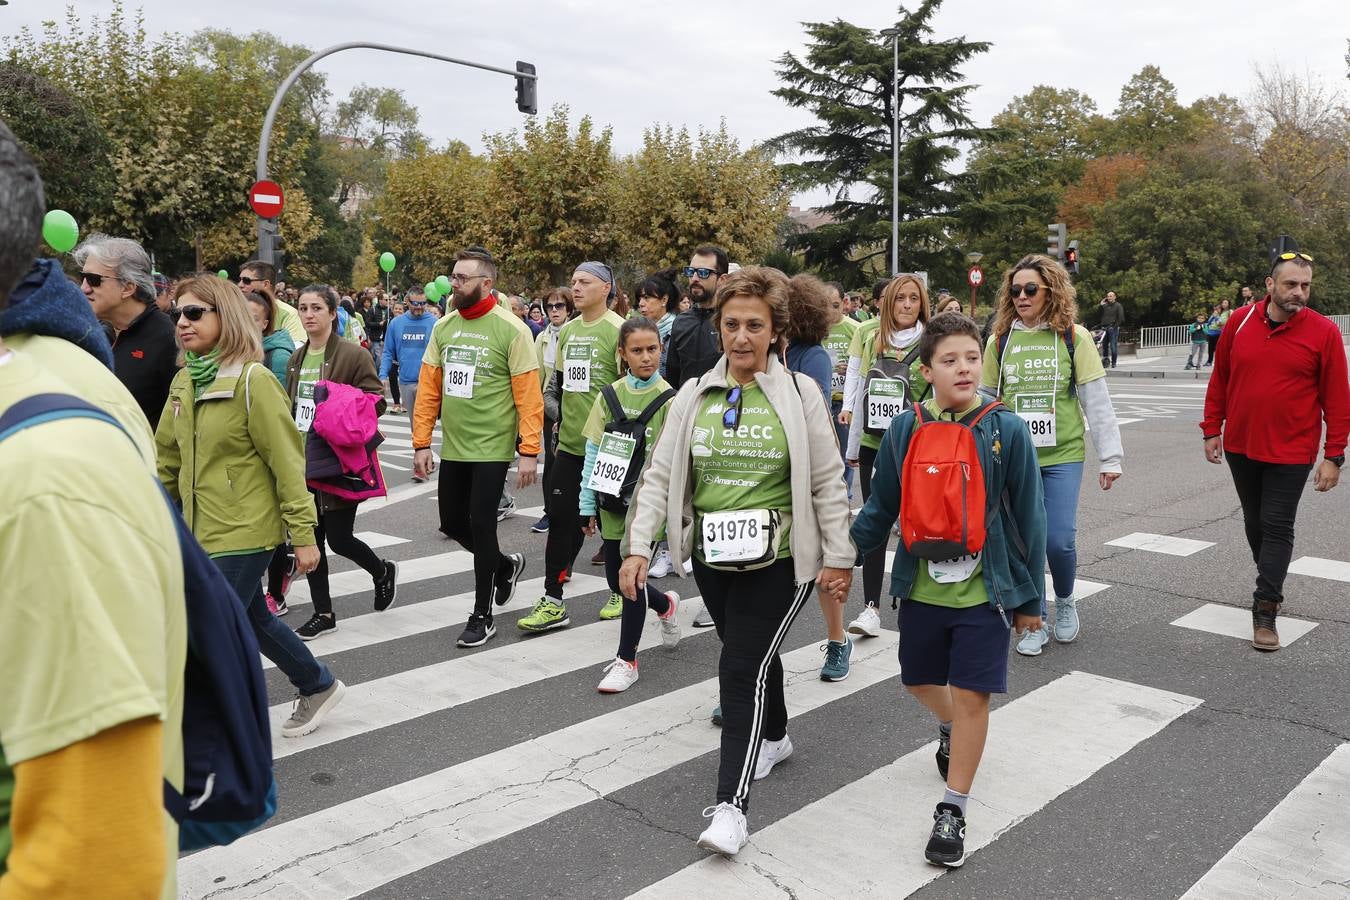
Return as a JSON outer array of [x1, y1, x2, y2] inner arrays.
[[846, 604, 882, 638], [597, 657, 639, 693], [753, 735, 794, 781], [697, 802, 749, 856], [648, 548, 673, 579], [659, 591, 681, 649]]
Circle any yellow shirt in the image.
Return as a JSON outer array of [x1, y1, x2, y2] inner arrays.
[[0, 347, 186, 899]]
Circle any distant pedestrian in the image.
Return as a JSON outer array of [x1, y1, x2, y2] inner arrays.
[[1185, 312, 1208, 369], [1204, 299, 1231, 366], [1201, 253, 1349, 651], [1097, 290, 1124, 368]]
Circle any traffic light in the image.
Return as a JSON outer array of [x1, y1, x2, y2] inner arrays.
[[1046, 222, 1066, 261], [1065, 240, 1080, 276], [515, 61, 537, 116]]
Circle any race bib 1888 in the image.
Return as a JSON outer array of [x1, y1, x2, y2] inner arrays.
[[563, 343, 591, 393]]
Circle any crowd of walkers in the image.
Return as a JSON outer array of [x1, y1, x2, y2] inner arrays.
[[6, 113, 1347, 896]]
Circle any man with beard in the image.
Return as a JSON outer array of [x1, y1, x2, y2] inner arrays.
[[413, 247, 542, 648], [664, 245, 727, 387], [1202, 252, 1350, 651]]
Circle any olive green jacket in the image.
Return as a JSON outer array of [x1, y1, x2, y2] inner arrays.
[[155, 360, 317, 555]]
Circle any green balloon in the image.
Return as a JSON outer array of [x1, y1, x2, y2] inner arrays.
[[379, 251, 396, 273], [424, 281, 440, 301], [218, 269, 229, 279], [435, 274, 451, 292], [42, 209, 79, 253]]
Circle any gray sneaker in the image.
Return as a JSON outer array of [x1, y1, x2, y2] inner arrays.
[[692, 604, 715, 629], [1054, 596, 1080, 643], [281, 679, 347, 738]]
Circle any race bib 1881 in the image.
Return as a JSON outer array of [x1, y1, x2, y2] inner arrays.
[[442, 347, 477, 399], [1015, 393, 1057, 448]]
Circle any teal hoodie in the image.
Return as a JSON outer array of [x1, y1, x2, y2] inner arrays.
[[850, 401, 1048, 620], [262, 330, 296, 385]]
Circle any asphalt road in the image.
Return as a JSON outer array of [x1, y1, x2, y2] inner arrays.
[[178, 376, 1350, 900]]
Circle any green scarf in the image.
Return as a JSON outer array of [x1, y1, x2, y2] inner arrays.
[[185, 348, 221, 399]]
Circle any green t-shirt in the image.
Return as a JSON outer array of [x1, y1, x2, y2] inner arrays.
[[0, 348, 186, 899], [822, 317, 859, 402], [298, 348, 324, 400], [907, 397, 990, 609], [852, 324, 930, 451], [422, 305, 539, 462], [556, 310, 626, 456], [689, 379, 793, 562], [582, 376, 673, 540], [980, 324, 1105, 467]]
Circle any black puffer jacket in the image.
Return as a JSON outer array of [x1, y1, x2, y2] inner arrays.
[[664, 305, 720, 387]]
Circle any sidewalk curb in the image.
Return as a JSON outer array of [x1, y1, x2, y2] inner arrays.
[[1104, 366, 1211, 381]]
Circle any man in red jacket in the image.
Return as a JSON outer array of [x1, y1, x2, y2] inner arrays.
[[1201, 253, 1350, 651]]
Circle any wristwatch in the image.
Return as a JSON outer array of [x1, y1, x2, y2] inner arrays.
[[1326, 455, 1345, 468]]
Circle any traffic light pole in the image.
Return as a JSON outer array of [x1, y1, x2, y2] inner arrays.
[[253, 42, 538, 263]]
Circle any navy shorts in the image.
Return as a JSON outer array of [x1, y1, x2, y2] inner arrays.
[[898, 599, 1010, 694]]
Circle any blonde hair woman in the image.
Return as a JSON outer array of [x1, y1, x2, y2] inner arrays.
[[155, 275, 346, 738], [838, 274, 932, 639], [981, 253, 1123, 657]]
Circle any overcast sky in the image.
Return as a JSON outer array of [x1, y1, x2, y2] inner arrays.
[[4, 1, 1348, 208]]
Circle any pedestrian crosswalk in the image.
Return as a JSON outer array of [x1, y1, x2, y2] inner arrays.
[[196, 522, 1350, 898], [1107, 381, 1208, 421]]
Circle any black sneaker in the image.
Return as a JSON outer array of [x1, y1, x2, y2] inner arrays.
[[456, 612, 496, 648], [495, 552, 526, 607], [925, 803, 966, 868], [296, 613, 337, 641], [936, 729, 951, 781], [373, 560, 398, 612]]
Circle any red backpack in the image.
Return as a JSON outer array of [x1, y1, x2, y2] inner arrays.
[[899, 400, 1003, 560]]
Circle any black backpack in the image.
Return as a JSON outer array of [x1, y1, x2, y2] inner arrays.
[[595, 383, 675, 514], [862, 344, 926, 437]]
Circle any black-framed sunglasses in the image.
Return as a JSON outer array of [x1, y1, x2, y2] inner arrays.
[[1009, 283, 1043, 299], [722, 385, 743, 430], [683, 266, 719, 280], [237, 275, 258, 286], [546, 302, 568, 310], [81, 272, 122, 288], [169, 305, 217, 323]]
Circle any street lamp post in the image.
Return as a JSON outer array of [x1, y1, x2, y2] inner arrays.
[[253, 42, 538, 263], [966, 250, 983, 318], [880, 27, 900, 277]]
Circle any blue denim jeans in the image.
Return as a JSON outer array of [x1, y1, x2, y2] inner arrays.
[[830, 398, 854, 497], [211, 549, 334, 697], [1040, 461, 1084, 615]]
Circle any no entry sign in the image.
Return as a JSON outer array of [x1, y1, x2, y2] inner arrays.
[[968, 265, 984, 288], [248, 180, 284, 218]]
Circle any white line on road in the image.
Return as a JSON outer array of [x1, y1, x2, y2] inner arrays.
[[1106, 532, 1215, 557], [633, 671, 1200, 899], [1170, 603, 1318, 647], [1181, 743, 1350, 899], [354, 477, 439, 515], [287, 549, 474, 606], [350, 531, 408, 550], [179, 633, 901, 898], [262, 572, 610, 670], [1288, 556, 1350, 583]]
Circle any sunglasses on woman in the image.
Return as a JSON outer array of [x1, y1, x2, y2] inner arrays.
[[1009, 283, 1043, 299], [81, 272, 122, 288], [722, 385, 743, 430], [169, 305, 217, 323]]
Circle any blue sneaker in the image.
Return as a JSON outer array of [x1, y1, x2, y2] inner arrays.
[[1054, 596, 1080, 643], [819, 638, 853, 682], [1016, 626, 1049, 657]]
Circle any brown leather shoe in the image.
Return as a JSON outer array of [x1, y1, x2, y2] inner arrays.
[[1252, 599, 1281, 652]]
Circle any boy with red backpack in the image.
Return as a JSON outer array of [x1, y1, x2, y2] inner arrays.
[[849, 312, 1046, 869]]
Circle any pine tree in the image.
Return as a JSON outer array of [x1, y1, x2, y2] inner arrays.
[[766, 1, 991, 283]]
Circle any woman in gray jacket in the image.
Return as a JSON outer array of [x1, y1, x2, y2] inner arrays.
[[620, 266, 856, 857]]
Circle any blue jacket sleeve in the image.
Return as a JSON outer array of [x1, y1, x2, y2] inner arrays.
[[849, 416, 910, 559], [801, 345, 832, 407], [379, 318, 398, 379], [579, 438, 600, 518], [1000, 411, 1048, 617]]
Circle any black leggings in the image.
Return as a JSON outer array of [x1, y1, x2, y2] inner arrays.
[[308, 503, 385, 617], [389, 363, 401, 404], [694, 557, 813, 812], [439, 459, 514, 616], [544, 449, 587, 599], [1205, 332, 1219, 365], [603, 538, 671, 662], [542, 413, 558, 498], [858, 443, 886, 607]]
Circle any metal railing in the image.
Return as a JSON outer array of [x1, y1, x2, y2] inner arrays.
[[1139, 314, 1350, 348]]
